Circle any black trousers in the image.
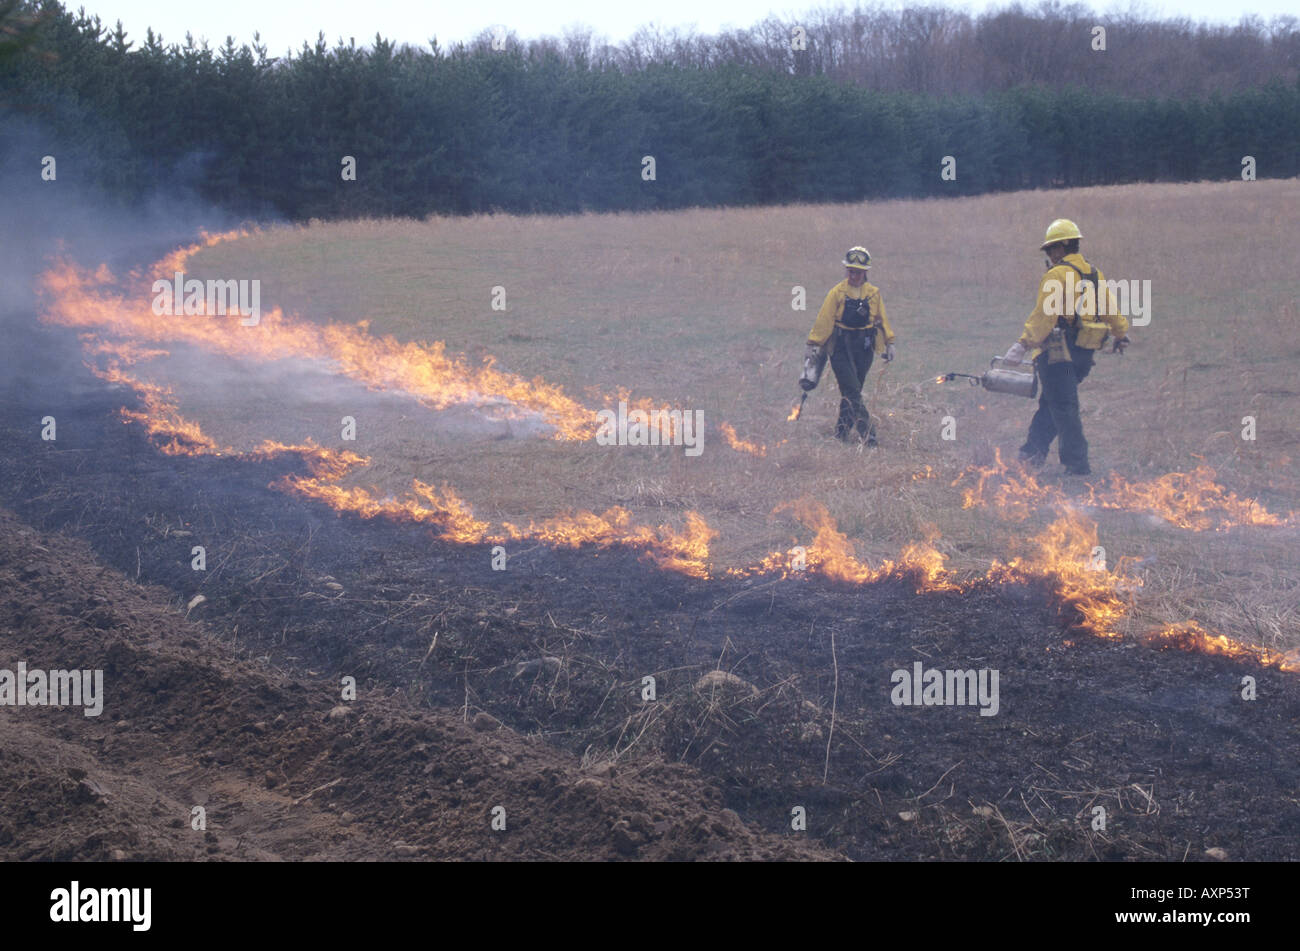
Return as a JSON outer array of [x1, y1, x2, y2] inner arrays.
[[828, 328, 875, 440], [1021, 343, 1095, 469]]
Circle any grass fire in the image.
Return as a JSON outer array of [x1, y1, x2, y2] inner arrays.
[[3, 1, 1299, 881]]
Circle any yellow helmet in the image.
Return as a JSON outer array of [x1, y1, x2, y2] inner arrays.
[[842, 246, 871, 269], [1040, 219, 1082, 249]]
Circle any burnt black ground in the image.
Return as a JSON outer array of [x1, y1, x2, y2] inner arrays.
[[2, 319, 1298, 861]]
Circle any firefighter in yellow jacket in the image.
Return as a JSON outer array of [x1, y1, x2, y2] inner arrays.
[[799, 246, 896, 444], [1002, 219, 1131, 475]]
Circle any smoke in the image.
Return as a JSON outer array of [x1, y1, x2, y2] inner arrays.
[[2, 124, 552, 475], [0, 115, 250, 402]]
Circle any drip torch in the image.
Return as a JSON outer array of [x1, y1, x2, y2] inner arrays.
[[938, 356, 1038, 399]]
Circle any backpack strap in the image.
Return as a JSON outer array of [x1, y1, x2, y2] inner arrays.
[[835, 287, 874, 330], [1059, 260, 1099, 325]]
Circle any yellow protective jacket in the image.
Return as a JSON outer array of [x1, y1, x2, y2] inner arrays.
[[806, 279, 895, 354], [1018, 253, 1130, 350]]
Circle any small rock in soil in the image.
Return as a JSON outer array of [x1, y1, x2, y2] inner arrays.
[[611, 820, 641, 855]]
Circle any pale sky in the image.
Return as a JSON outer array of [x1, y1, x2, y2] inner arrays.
[[67, 0, 1299, 56]]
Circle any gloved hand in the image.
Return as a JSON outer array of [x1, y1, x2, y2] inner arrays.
[[883, 343, 896, 362], [1003, 341, 1028, 365], [799, 343, 821, 390], [1111, 336, 1130, 355]]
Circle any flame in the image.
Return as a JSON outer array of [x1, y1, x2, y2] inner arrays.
[[40, 233, 1300, 678], [88, 362, 220, 456], [953, 448, 1054, 520], [501, 509, 716, 577], [85, 344, 715, 571], [1085, 468, 1290, 531], [748, 499, 957, 591], [1143, 622, 1300, 673], [40, 248, 600, 440], [85, 353, 372, 474], [720, 422, 766, 457], [95, 356, 717, 570], [251, 440, 369, 480], [275, 480, 716, 575], [787, 405, 801, 421], [81, 355, 1300, 674], [147, 230, 242, 282], [62, 282, 717, 578], [274, 474, 493, 543], [83, 337, 169, 364], [988, 509, 1134, 637], [42, 241, 726, 447], [956, 450, 1293, 531]]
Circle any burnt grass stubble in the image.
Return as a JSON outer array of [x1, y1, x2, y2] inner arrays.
[[2, 328, 1297, 862]]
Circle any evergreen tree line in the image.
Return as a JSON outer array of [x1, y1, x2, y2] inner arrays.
[[611, 3, 1300, 98], [2, 0, 1297, 220]]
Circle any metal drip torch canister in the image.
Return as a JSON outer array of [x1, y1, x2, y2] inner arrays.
[[939, 357, 1038, 399], [980, 356, 1037, 398]]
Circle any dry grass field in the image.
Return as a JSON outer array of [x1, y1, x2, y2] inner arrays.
[[150, 179, 1300, 653], [14, 178, 1300, 863]]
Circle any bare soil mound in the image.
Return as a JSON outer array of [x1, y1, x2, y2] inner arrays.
[[0, 511, 829, 861]]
